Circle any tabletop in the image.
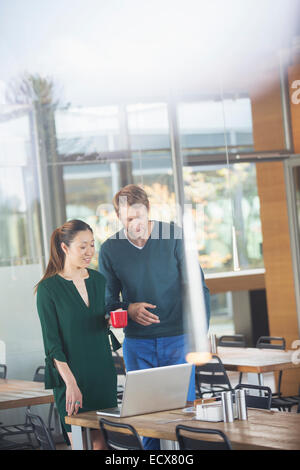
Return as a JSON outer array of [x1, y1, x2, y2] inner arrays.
[[65, 407, 300, 450], [0, 379, 54, 410], [217, 346, 299, 373]]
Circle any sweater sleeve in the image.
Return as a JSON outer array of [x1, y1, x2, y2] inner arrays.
[[175, 237, 211, 327], [98, 242, 130, 314], [36, 283, 67, 389]]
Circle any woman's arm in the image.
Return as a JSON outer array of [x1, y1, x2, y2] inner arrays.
[[54, 360, 82, 416], [37, 283, 82, 415]]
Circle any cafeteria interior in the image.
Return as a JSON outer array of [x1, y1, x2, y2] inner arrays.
[[1, 0, 300, 452]]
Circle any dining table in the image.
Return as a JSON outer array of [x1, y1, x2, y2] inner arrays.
[[65, 406, 300, 450], [216, 346, 300, 390], [0, 379, 54, 410]]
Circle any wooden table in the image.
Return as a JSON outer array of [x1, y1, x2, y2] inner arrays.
[[217, 346, 300, 391], [217, 347, 299, 375], [0, 379, 54, 410], [65, 407, 300, 450]]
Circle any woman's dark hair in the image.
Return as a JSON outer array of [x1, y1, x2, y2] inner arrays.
[[34, 219, 93, 293]]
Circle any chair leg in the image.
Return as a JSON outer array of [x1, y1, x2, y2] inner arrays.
[[277, 371, 282, 397], [48, 403, 54, 430], [258, 374, 263, 396]]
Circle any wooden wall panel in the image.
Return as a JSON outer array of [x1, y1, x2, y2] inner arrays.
[[288, 64, 300, 153], [256, 162, 300, 394], [249, 65, 285, 151]]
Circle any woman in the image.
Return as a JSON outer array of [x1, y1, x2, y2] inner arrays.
[[35, 219, 118, 450]]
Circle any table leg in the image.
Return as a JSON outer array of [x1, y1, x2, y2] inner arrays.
[[71, 425, 84, 450], [160, 439, 179, 450]]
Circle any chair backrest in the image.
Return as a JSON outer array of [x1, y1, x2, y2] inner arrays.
[[112, 353, 126, 376], [195, 355, 232, 398], [25, 410, 56, 450], [256, 336, 286, 350], [176, 425, 232, 450], [99, 417, 144, 450], [33, 366, 46, 383], [218, 334, 246, 348], [235, 384, 272, 410], [0, 363, 7, 379]]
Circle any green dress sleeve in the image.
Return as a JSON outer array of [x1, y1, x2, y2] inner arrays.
[[36, 282, 67, 389]]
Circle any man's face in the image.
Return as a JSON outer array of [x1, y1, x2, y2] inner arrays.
[[118, 203, 149, 240]]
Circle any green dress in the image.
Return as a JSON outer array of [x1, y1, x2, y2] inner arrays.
[[36, 268, 118, 433]]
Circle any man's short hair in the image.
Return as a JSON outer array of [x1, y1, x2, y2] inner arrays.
[[113, 184, 150, 214]]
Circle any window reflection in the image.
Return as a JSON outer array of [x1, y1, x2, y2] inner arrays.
[[0, 108, 43, 267], [184, 163, 263, 272]]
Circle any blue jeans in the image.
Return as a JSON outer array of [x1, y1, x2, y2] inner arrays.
[[123, 335, 195, 450]]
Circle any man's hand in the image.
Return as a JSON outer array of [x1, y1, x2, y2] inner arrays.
[[128, 302, 160, 326]]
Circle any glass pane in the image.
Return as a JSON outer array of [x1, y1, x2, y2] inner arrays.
[[0, 108, 43, 267], [178, 98, 253, 156], [127, 103, 175, 223], [209, 292, 235, 336], [55, 106, 123, 162], [183, 162, 263, 273], [63, 163, 120, 270]]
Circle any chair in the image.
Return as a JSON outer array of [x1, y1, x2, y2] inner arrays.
[[0, 436, 33, 450], [234, 384, 272, 410], [112, 351, 126, 403], [176, 425, 232, 450], [0, 365, 54, 447], [256, 336, 286, 350], [99, 417, 144, 450], [218, 334, 246, 348], [0, 364, 7, 379], [195, 355, 232, 398], [255, 336, 298, 411], [32, 366, 55, 428], [218, 334, 246, 383], [25, 410, 56, 450]]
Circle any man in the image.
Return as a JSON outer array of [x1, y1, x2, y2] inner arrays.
[[99, 184, 210, 450]]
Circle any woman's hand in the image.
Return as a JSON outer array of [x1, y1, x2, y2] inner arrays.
[[65, 381, 83, 416]]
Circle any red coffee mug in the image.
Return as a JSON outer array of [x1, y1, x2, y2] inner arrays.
[[110, 310, 128, 328]]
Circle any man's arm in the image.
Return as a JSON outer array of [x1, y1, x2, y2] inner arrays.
[[98, 244, 126, 314]]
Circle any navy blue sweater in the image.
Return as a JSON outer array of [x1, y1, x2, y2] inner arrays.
[[99, 220, 210, 338]]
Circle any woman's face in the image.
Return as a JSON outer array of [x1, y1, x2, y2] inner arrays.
[[61, 230, 95, 268]]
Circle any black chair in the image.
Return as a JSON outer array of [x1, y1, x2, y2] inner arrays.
[[218, 334, 246, 383], [195, 355, 232, 398], [256, 336, 285, 393], [0, 436, 33, 450], [218, 334, 246, 348], [32, 366, 55, 429], [0, 366, 54, 447], [234, 384, 272, 410], [0, 363, 7, 379], [256, 336, 286, 350], [176, 425, 232, 450], [99, 417, 144, 450], [25, 410, 56, 450], [255, 336, 298, 411], [112, 352, 126, 403]]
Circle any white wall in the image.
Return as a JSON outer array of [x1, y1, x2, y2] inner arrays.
[[0, 263, 50, 425]]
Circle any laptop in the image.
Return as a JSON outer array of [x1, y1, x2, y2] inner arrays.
[[96, 363, 192, 418]]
